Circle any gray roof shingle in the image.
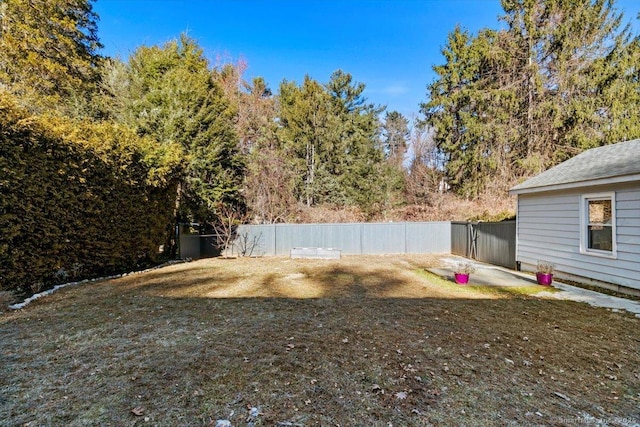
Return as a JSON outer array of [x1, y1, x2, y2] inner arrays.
[[510, 139, 640, 193]]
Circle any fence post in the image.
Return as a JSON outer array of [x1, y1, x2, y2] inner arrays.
[[273, 223, 277, 256]]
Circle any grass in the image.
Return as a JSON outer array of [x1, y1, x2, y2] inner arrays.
[[416, 269, 559, 298], [1, 255, 639, 426]]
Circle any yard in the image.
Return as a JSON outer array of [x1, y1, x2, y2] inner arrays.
[[1, 255, 639, 426]]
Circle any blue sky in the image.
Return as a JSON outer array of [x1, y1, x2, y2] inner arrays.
[[94, 0, 640, 119]]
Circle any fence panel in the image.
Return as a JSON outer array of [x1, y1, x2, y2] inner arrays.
[[233, 222, 451, 256], [475, 221, 516, 269], [272, 223, 363, 255], [451, 222, 469, 256], [179, 234, 201, 259], [406, 222, 451, 253], [233, 224, 275, 256], [450, 221, 516, 269], [361, 223, 406, 254]]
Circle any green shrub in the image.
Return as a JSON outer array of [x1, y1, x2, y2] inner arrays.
[[0, 93, 178, 296]]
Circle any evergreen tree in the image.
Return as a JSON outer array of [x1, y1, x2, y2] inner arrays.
[[278, 76, 338, 207], [422, 27, 512, 198], [379, 111, 411, 211], [101, 34, 244, 224], [237, 77, 296, 223], [0, 0, 102, 113], [501, 0, 639, 163], [381, 111, 410, 163], [277, 71, 391, 215], [214, 64, 279, 153], [324, 70, 387, 212], [238, 76, 279, 152], [422, 0, 640, 198]]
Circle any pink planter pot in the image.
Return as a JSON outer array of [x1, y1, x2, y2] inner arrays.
[[454, 273, 470, 284], [536, 273, 553, 286]]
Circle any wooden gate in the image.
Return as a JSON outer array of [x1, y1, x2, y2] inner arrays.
[[451, 221, 516, 269]]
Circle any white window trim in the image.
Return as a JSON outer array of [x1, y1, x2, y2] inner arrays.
[[580, 192, 617, 259]]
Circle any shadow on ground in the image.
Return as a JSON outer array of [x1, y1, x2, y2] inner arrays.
[[2, 256, 639, 426]]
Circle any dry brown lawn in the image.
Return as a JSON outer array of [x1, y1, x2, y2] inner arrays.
[[1, 255, 639, 426]]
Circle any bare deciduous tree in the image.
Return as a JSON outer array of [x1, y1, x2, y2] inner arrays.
[[234, 229, 263, 257], [243, 147, 297, 224], [212, 203, 246, 257], [404, 124, 445, 205]]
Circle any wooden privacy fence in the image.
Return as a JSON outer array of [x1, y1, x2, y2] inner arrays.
[[451, 221, 516, 269]]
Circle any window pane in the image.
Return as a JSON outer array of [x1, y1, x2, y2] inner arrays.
[[588, 225, 612, 251], [588, 199, 612, 224], [583, 195, 615, 255]]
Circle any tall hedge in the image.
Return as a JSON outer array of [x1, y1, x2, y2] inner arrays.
[[0, 94, 179, 295]]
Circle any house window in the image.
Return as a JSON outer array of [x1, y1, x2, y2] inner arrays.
[[580, 193, 616, 257]]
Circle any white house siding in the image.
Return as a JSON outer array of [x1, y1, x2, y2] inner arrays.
[[516, 183, 640, 292]]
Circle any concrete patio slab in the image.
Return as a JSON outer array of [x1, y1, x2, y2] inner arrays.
[[430, 256, 539, 287], [536, 283, 640, 317], [430, 256, 640, 318]]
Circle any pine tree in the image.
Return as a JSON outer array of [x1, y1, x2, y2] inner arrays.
[[277, 71, 391, 215], [324, 70, 387, 212], [422, 0, 640, 198], [278, 75, 338, 207], [381, 111, 410, 163], [422, 27, 511, 198], [501, 0, 639, 163]]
